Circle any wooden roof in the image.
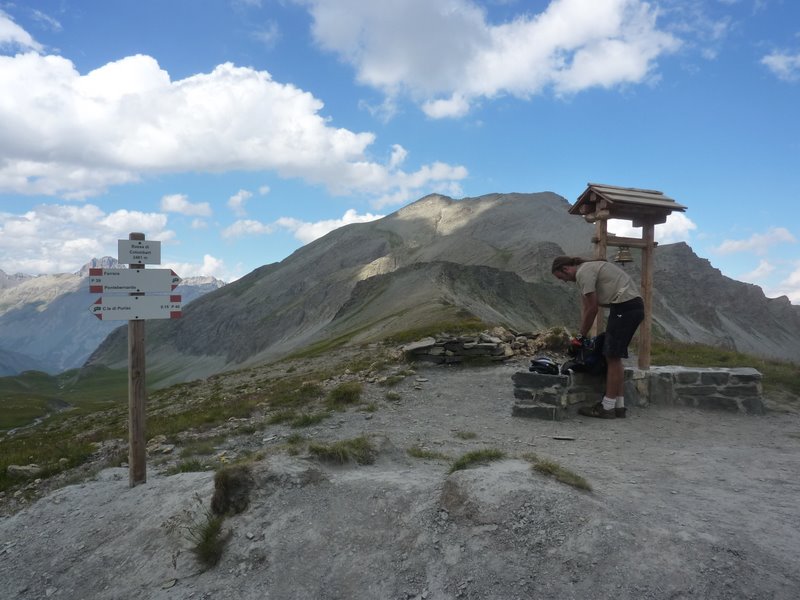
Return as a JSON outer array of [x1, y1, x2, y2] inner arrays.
[[570, 183, 687, 224]]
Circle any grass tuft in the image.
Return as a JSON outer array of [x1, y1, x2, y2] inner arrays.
[[524, 454, 592, 491], [407, 446, 449, 461], [308, 436, 376, 465], [326, 381, 363, 409], [449, 448, 506, 473]]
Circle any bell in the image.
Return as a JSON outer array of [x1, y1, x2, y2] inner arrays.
[[613, 246, 634, 265]]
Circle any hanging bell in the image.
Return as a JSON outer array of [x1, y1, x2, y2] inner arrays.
[[613, 246, 634, 265]]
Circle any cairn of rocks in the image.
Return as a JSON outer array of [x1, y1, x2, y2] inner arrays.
[[401, 327, 549, 364]]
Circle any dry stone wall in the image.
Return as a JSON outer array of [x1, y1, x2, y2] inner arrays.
[[512, 365, 765, 420]]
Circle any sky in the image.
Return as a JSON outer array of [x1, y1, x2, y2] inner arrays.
[[0, 0, 798, 303]]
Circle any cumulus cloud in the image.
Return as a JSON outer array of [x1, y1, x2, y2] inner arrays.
[[0, 9, 44, 52], [0, 204, 173, 274], [228, 190, 254, 217], [297, 0, 680, 116], [165, 254, 231, 281], [0, 12, 467, 200], [221, 219, 275, 239], [275, 208, 384, 243], [714, 227, 797, 256], [161, 194, 212, 216], [761, 50, 800, 82], [221, 209, 383, 243], [740, 259, 775, 281]]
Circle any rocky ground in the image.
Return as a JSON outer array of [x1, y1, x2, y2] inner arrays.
[[2, 355, 800, 599]]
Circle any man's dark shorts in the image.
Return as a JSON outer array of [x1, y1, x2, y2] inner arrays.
[[603, 297, 645, 359]]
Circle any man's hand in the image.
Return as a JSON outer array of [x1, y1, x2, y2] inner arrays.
[[570, 336, 584, 350]]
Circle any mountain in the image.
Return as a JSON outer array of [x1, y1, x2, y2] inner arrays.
[[0, 259, 226, 376], [85, 192, 800, 385]]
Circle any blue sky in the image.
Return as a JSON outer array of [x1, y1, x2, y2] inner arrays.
[[0, 0, 798, 302]]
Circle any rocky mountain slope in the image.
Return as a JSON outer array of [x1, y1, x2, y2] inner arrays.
[[2, 355, 799, 599], [86, 192, 800, 385], [0, 260, 225, 375]]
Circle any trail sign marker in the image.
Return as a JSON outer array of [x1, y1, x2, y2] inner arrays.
[[89, 268, 181, 293], [90, 295, 182, 320], [118, 239, 161, 265]]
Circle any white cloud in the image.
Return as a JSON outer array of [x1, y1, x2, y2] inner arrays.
[[739, 259, 775, 281], [0, 203, 173, 275], [0, 12, 467, 200], [0, 9, 44, 52], [221, 219, 275, 239], [166, 254, 230, 280], [161, 194, 212, 216], [761, 50, 800, 82], [298, 0, 680, 117], [275, 208, 384, 243], [228, 189, 253, 217], [714, 227, 797, 256], [607, 212, 697, 245]]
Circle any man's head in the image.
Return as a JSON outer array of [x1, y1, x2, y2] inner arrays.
[[551, 256, 578, 282]]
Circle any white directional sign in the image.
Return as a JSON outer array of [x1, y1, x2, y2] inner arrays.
[[89, 268, 181, 293], [118, 239, 161, 265], [90, 295, 182, 320]]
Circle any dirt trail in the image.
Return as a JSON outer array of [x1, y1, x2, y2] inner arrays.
[[2, 358, 799, 599]]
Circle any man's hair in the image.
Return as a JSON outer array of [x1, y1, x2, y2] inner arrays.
[[551, 255, 606, 273]]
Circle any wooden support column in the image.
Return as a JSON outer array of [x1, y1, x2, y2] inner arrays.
[[638, 222, 655, 370], [128, 232, 147, 487], [591, 216, 608, 337]]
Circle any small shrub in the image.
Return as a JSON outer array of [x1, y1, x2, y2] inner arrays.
[[268, 409, 298, 425], [454, 430, 477, 440], [449, 448, 506, 473], [309, 436, 376, 465], [290, 412, 329, 428], [385, 391, 401, 401], [211, 464, 254, 516], [327, 381, 363, 408]]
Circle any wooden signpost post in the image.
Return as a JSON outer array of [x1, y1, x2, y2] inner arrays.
[[88, 233, 182, 487]]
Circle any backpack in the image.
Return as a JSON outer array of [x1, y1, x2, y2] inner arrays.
[[529, 356, 560, 375], [560, 333, 607, 376]]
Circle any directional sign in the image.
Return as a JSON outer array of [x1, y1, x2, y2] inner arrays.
[[89, 268, 181, 293], [118, 239, 161, 265], [90, 295, 182, 320]]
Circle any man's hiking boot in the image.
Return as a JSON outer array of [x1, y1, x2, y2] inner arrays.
[[615, 407, 627, 418], [578, 402, 616, 419]]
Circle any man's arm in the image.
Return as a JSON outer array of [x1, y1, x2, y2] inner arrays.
[[579, 292, 599, 337]]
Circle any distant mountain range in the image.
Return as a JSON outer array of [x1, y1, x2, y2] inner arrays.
[[0, 259, 225, 376], [85, 192, 800, 386]]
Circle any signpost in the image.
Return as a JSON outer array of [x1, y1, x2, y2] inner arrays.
[[89, 295, 182, 320], [89, 233, 181, 487], [89, 268, 181, 294]]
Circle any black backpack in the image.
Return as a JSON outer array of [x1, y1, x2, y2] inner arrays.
[[561, 333, 607, 376]]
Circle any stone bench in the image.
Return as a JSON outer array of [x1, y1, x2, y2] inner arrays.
[[512, 366, 765, 420]]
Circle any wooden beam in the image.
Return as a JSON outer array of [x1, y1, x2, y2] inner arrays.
[[592, 219, 607, 337], [638, 223, 655, 370]]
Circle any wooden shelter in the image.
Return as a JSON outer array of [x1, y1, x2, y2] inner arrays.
[[569, 183, 687, 369]]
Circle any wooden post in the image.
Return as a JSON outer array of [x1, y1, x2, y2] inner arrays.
[[638, 222, 655, 370], [128, 232, 147, 487], [591, 215, 608, 337]]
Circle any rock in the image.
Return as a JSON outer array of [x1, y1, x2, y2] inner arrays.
[[7, 464, 43, 477]]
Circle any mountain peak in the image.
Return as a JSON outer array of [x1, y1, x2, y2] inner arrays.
[[76, 257, 120, 277]]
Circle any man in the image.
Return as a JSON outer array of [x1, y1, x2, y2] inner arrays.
[[551, 255, 645, 419]]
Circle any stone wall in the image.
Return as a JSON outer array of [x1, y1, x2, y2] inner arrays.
[[512, 365, 765, 420]]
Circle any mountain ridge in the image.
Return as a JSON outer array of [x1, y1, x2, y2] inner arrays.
[[84, 192, 800, 385]]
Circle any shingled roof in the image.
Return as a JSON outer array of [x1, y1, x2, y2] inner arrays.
[[569, 183, 687, 224]]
